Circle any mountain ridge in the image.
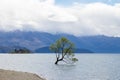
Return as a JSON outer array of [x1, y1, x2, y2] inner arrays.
[[0, 31, 120, 53], [35, 46, 94, 53]]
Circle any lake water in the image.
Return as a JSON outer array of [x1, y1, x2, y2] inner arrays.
[[0, 54, 120, 80]]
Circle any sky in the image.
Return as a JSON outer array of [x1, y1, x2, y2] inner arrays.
[[56, 0, 120, 5], [0, 0, 120, 37]]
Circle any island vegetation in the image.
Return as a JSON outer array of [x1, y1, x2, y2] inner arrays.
[[50, 37, 78, 64], [10, 48, 31, 53]]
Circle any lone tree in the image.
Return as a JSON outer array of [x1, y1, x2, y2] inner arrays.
[[50, 37, 78, 64]]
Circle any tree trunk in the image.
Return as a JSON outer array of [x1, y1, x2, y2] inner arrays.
[[55, 60, 59, 64], [55, 58, 63, 64]]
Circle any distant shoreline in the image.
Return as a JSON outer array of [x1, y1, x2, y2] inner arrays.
[[0, 53, 120, 54], [0, 69, 46, 80]]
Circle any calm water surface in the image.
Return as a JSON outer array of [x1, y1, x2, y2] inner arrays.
[[0, 54, 120, 80]]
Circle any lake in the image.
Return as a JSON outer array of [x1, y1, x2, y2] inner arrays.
[[0, 54, 120, 80]]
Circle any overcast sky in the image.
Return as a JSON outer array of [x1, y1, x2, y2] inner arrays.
[[0, 0, 120, 37]]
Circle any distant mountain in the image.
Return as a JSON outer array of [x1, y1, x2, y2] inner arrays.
[[35, 47, 93, 53], [35, 47, 51, 53], [0, 31, 120, 53], [75, 48, 93, 53], [77, 36, 120, 53]]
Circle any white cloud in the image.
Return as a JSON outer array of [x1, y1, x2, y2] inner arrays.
[[0, 0, 120, 37]]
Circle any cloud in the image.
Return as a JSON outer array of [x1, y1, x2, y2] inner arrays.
[[0, 0, 120, 37]]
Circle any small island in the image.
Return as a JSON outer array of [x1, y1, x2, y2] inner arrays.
[[0, 69, 46, 80]]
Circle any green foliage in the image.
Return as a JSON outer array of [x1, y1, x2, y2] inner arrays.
[[72, 58, 78, 62], [50, 37, 78, 64]]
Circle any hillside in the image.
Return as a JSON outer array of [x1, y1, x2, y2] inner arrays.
[[0, 31, 120, 53], [35, 47, 93, 53]]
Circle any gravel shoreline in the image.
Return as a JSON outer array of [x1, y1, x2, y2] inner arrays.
[[0, 69, 46, 80]]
